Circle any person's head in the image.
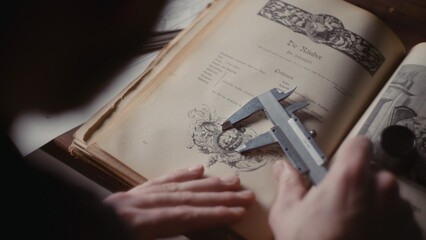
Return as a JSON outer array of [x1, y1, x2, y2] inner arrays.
[[0, 0, 165, 126]]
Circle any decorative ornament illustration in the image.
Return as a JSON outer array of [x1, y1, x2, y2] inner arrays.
[[258, 0, 385, 75], [187, 105, 277, 172]]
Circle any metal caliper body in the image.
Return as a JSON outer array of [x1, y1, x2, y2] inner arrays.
[[222, 87, 327, 185]]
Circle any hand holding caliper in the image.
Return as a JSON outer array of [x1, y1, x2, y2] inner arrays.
[[222, 87, 327, 185]]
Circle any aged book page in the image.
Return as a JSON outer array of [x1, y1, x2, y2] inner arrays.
[[347, 42, 426, 235], [74, 0, 406, 238]]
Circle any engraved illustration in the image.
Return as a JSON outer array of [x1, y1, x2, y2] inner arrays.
[[258, 0, 385, 75], [359, 64, 426, 187], [187, 105, 278, 172]]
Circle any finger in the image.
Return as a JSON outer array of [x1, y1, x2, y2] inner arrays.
[[326, 136, 373, 190], [127, 190, 255, 208], [132, 165, 204, 191], [375, 170, 399, 206], [132, 206, 247, 239], [377, 196, 422, 240], [374, 170, 417, 225], [372, 170, 422, 239], [139, 175, 243, 194], [393, 199, 422, 238], [272, 160, 307, 210]]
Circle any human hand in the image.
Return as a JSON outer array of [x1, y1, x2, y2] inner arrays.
[[104, 165, 255, 239], [269, 136, 421, 240]]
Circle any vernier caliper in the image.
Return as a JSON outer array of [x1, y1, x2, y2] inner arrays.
[[222, 87, 327, 185]]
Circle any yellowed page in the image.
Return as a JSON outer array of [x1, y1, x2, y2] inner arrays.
[[348, 42, 426, 237], [89, 0, 405, 238]]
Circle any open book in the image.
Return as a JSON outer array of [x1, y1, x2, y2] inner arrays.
[[70, 0, 426, 238]]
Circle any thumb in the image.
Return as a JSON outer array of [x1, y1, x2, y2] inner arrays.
[[272, 160, 307, 210]]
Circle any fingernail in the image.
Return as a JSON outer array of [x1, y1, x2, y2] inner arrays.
[[221, 176, 238, 185], [188, 164, 203, 173], [229, 207, 245, 215], [274, 160, 285, 171], [237, 190, 254, 198], [273, 161, 285, 180]]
